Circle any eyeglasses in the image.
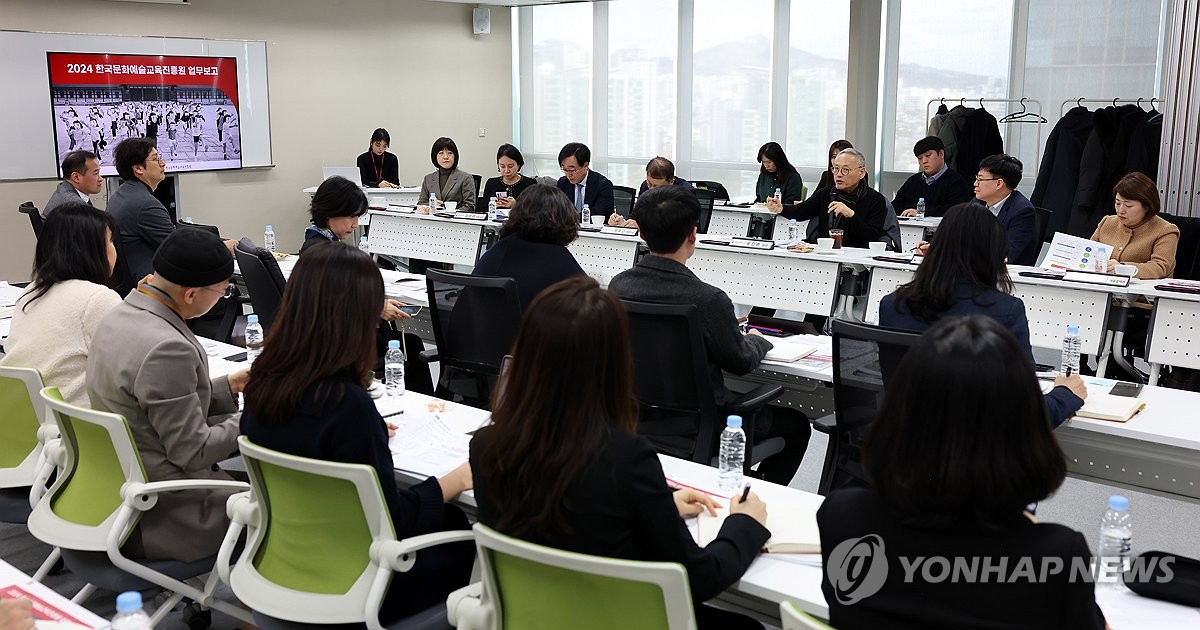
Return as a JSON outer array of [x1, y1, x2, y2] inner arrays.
[[561, 166, 580, 175], [200, 283, 236, 299], [146, 153, 165, 165], [974, 176, 1001, 183], [830, 166, 862, 176]]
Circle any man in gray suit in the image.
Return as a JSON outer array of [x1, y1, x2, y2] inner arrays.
[[106, 137, 175, 289], [608, 186, 810, 485], [42, 150, 103, 217], [87, 228, 247, 563]]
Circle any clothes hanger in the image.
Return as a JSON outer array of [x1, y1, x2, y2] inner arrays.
[[999, 97, 1048, 124]]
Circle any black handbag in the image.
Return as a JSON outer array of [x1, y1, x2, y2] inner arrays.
[[1124, 551, 1200, 607]]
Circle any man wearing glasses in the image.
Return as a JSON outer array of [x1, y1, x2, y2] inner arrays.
[[87, 228, 248, 565], [771, 148, 889, 249], [554, 142, 615, 222], [973, 154, 1039, 266], [106, 137, 175, 290]]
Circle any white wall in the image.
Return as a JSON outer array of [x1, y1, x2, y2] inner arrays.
[[0, 0, 514, 281]]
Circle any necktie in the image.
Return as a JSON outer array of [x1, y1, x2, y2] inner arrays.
[[575, 183, 584, 210]]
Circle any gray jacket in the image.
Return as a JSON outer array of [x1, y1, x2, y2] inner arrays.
[[87, 288, 240, 562], [418, 168, 478, 211], [42, 181, 92, 217], [107, 179, 175, 285]]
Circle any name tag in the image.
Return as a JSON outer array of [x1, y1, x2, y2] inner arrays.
[[730, 237, 774, 251], [600, 226, 639, 236], [1062, 270, 1130, 287]]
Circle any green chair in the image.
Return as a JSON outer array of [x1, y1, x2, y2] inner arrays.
[[218, 436, 475, 630], [452, 523, 697, 630], [0, 366, 61, 579], [27, 387, 253, 626], [780, 600, 835, 630]]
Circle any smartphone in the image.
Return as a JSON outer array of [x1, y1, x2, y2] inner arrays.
[[225, 351, 248, 362], [398, 305, 422, 316], [1109, 382, 1144, 397]]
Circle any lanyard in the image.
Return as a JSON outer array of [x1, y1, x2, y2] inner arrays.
[[137, 281, 185, 319], [373, 153, 385, 184]]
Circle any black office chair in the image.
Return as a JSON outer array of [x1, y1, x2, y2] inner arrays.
[[1162, 213, 1200, 280], [881, 199, 903, 252], [613, 185, 636, 218], [188, 285, 247, 345], [694, 189, 715, 234], [471, 173, 483, 198], [178, 220, 221, 237], [818, 319, 922, 494], [18, 202, 43, 239], [234, 238, 286, 332], [620, 299, 784, 473], [691, 180, 730, 202], [422, 269, 522, 409]]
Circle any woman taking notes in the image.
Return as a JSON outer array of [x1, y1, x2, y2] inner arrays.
[[1, 203, 121, 405], [480, 143, 536, 210], [470, 276, 770, 629], [241, 241, 473, 624], [818, 316, 1105, 630], [356, 128, 400, 188], [418, 137, 477, 212], [1089, 171, 1178, 279], [878, 203, 1086, 428]]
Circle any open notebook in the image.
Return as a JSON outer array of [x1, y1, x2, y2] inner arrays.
[[763, 336, 819, 363], [1074, 394, 1146, 423], [696, 501, 820, 554]]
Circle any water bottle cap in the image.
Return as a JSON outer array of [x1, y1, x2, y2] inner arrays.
[[360, 236, 368, 242], [387, 339, 401, 349], [726, 415, 742, 428], [1108, 495, 1129, 511], [116, 591, 143, 613], [265, 225, 273, 230], [247, 314, 259, 324], [917, 197, 924, 203], [1067, 324, 1080, 334]]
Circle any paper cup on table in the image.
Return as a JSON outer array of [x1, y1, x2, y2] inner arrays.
[[868, 241, 887, 253], [1115, 264, 1137, 277], [817, 238, 835, 253], [444, 201, 458, 211]]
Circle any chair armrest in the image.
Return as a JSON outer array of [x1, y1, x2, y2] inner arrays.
[[726, 383, 784, 414], [216, 492, 255, 585], [372, 530, 476, 574], [419, 349, 440, 364], [811, 413, 837, 435], [120, 479, 250, 512]]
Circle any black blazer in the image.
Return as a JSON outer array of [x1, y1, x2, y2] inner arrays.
[[818, 486, 1106, 630], [782, 183, 889, 249], [470, 426, 770, 603], [981, 190, 1039, 266], [106, 179, 175, 285], [608, 255, 772, 405], [471, 233, 585, 310], [357, 151, 400, 188], [556, 169, 615, 219]]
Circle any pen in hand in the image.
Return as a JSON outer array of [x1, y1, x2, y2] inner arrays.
[[739, 483, 751, 504]]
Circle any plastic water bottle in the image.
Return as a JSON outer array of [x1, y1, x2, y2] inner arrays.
[[581, 203, 591, 226], [1096, 495, 1132, 589], [916, 197, 926, 220], [263, 225, 275, 253], [245, 314, 263, 364], [1060, 324, 1081, 375], [385, 339, 405, 397], [488, 196, 497, 221], [429, 192, 438, 211], [359, 235, 370, 254], [717, 415, 746, 492], [1095, 246, 1110, 273], [111, 591, 153, 630], [787, 219, 799, 243], [774, 187, 782, 204], [184, 216, 194, 224]]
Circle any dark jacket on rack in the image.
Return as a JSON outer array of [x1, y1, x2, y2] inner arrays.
[[958, 107, 1005, 180], [1032, 107, 1094, 237], [1069, 105, 1141, 237], [1124, 108, 1163, 182]]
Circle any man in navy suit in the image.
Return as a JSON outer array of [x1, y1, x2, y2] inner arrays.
[[555, 142, 614, 222], [974, 154, 1040, 266]]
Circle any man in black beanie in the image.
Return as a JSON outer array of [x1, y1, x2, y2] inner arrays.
[[87, 228, 247, 563]]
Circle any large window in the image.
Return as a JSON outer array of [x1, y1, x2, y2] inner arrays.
[[786, 2, 850, 170], [526, 3, 592, 178], [888, 0, 1013, 172]]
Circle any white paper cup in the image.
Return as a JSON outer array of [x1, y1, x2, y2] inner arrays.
[[591, 215, 606, 226], [444, 201, 458, 211], [1115, 264, 1137, 277], [868, 241, 887, 253], [817, 238, 835, 252]]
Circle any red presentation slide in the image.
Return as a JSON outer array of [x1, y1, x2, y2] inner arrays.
[[47, 52, 242, 176]]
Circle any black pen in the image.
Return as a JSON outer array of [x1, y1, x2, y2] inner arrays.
[[739, 483, 751, 503], [1066, 366, 1074, 377]]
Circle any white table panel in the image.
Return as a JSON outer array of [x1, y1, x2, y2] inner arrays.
[[367, 212, 486, 267], [1147, 297, 1200, 371], [709, 209, 753, 236], [568, 232, 643, 286], [689, 246, 842, 315], [864, 266, 916, 324], [1013, 282, 1111, 354]]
